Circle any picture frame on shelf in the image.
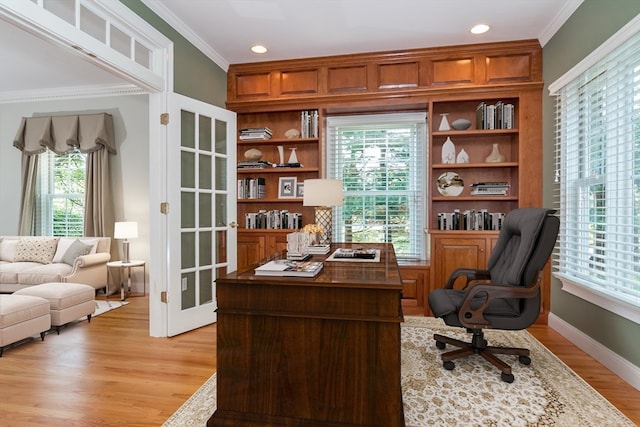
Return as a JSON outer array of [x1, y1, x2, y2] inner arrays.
[[296, 183, 305, 198], [278, 177, 297, 199]]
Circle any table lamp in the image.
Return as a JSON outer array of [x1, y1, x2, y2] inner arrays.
[[303, 179, 343, 245], [114, 221, 138, 263]]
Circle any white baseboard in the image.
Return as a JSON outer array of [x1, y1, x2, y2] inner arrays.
[[548, 313, 640, 391]]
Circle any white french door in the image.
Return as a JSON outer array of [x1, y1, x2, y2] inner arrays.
[[166, 93, 236, 336]]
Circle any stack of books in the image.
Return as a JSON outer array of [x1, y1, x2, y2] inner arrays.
[[239, 127, 272, 140], [437, 209, 505, 231], [254, 260, 323, 277], [237, 160, 272, 169], [306, 244, 330, 254], [470, 182, 510, 196], [300, 110, 319, 138]]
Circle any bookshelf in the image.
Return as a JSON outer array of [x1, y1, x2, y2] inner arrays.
[[236, 109, 322, 270]]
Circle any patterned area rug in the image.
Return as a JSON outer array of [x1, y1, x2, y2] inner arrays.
[[163, 316, 635, 427], [90, 299, 128, 318]]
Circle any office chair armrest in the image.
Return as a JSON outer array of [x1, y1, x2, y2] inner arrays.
[[445, 268, 491, 289], [457, 277, 541, 329]]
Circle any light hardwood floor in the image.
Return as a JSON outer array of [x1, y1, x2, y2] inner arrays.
[[1, 297, 638, 426]]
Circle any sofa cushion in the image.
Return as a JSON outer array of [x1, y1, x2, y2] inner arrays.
[[14, 237, 59, 264], [0, 238, 18, 262], [16, 263, 73, 286], [61, 239, 93, 265], [0, 261, 43, 284]]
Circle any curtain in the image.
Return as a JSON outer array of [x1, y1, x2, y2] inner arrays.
[[14, 113, 117, 240]]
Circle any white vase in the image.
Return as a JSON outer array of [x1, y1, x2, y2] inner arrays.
[[441, 137, 455, 164], [456, 148, 469, 163], [277, 145, 285, 164], [485, 143, 505, 163], [288, 147, 299, 164], [438, 113, 451, 131]]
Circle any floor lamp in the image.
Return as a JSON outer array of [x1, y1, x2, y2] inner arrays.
[[303, 179, 343, 245], [114, 221, 138, 263]]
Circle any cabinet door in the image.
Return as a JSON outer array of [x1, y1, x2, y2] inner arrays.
[[399, 265, 430, 316], [266, 233, 288, 258], [432, 236, 487, 289], [237, 233, 266, 271]]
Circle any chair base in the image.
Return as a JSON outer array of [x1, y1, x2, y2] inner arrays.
[[433, 329, 531, 383]]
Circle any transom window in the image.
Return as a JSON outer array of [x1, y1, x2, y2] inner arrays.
[[326, 113, 427, 259]]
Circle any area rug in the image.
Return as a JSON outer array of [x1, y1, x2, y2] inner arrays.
[[90, 299, 128, 318], [163, 316, 635, 427]]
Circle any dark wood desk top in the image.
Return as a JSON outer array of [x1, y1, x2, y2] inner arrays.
[[221, 242, 402, 290]]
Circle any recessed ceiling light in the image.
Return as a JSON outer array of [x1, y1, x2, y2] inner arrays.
[[251, 44, 268, 54], [470, 24, 490, 35]]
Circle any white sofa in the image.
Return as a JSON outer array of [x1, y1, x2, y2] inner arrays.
[[0, 236, 111, 293]]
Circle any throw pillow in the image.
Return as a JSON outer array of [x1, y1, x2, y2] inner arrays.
[[14, 237, 59, 264], [61, 239, 93, 265], [52, 237, 77, 263], [0, 238, 19, 262]]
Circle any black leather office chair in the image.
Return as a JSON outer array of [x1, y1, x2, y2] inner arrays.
[[428, 207, 559, 383]]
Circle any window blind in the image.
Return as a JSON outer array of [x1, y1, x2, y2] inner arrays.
[[553, 28, 640, 314], [36, 149, 86, 236], [326, 113, 427, 259]]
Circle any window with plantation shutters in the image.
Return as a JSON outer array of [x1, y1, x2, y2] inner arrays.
[[35, 149, 86, 237], [550, 19, 640, 323], [326, 113, 427, 259]]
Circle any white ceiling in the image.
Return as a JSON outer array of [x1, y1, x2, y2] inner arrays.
[[0, 0, 582, 96]]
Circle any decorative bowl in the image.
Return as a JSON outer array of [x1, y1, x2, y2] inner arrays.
[[451, 118, 472, 130], [244, 148, 263, 161]]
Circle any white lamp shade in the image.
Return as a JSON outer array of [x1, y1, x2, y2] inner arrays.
[[114, 221, 138, 239], [303, 179, 343, 207]]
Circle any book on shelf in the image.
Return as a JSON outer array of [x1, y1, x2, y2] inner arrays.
[[237, 177, 265, 199], [437, 209, 505, 231], [245, 210, 302, 230], [237, 160, 273, 169], [469, 181, 510, 196], [300, 110, 319, 138], [476, 101, 515, 130], [272, 162, 303, 168], [239, 127, 272, 140], [254, 260, 323, 277]]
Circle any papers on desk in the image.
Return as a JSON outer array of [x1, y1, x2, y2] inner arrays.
[[254, 260, 324, 277], [325, 248, 381, 262]]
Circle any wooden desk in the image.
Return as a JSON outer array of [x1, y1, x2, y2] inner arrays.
[[208, 243, 405, 427]]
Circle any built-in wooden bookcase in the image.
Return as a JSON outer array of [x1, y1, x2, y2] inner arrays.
[[236, 109, 322, 270], [429, 97, 520, 230]]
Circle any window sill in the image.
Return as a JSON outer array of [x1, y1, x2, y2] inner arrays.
[[554, 273, 640, 325]]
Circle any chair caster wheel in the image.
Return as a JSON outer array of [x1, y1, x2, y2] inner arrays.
[[501, 372, 514, 383], [518, 355, 531, 365], [435, 341, 446, 350], [443, 361, 455, 370]]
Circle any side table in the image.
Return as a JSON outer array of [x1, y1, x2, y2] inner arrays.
[[106, 260, 146, 301]]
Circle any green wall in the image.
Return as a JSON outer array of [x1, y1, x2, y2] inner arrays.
[[119, 0, 227, 108], [543, 0, 640, 367]]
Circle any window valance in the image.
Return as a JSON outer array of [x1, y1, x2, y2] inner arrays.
[[13, 113, 116, 155]]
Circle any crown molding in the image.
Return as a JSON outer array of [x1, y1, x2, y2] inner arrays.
[[538, 0, 584, 47], [0, 83, 145, 104]]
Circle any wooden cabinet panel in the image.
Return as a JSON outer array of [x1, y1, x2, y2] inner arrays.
[[431, 233, 489, 291], [237, 233, 266, 271], [235, 72, 271, 98], [486, 53, 532, 83], [328, 65, 368, 93], [431, 57, 474, 86], [399, 262, 430, 316], [377, 61, 419, 89], [280, 69, 318, 95]]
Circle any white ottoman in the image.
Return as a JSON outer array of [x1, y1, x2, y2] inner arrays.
[[14, 282, 95, 334], [0, 294, 51, 356]]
